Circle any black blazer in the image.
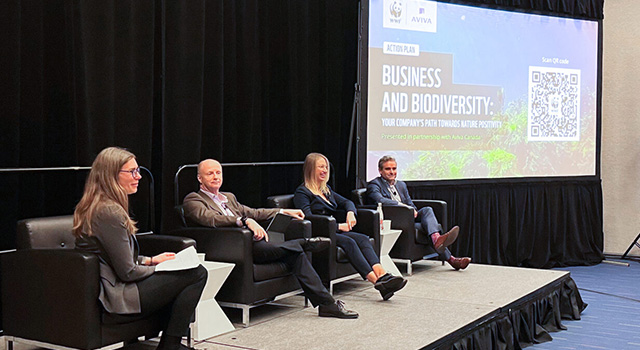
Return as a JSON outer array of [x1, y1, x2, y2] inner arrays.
[[293, 185, 357, 222], [366, 176, 417, 209]]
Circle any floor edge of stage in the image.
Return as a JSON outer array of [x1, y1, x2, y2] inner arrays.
[[0, 261, 587, 350], [200, 261, 585, 350]]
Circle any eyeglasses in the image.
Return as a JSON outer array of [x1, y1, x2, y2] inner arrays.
[[119, 167, 141, 178]]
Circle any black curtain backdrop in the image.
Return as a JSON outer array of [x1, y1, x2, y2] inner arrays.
[[411, 179, 603, 267], [0, 0, 604, 268]]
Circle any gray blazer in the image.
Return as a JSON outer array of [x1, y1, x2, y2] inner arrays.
[[182, 190, 279, 227], [75, 203, 154, 314]]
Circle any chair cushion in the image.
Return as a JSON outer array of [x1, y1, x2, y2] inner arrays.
[[253, 262, 292, 282]]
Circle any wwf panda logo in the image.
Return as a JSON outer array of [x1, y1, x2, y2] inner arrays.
[[390, 1, 402, 18]]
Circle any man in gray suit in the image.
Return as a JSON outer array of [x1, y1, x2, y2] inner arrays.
[[182, 159, 358, 318], [367, 156, 471, 270]]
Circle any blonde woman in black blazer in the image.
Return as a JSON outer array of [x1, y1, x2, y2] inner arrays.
[[294, 153, 408, 301]]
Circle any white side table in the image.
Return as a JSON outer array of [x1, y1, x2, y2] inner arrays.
[[379, 229, 402, 276], [191, 261, 235, 340]]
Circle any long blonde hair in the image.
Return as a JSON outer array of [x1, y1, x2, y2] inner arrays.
[[303, 152, 330, 196], [73, 147, 138, 237]]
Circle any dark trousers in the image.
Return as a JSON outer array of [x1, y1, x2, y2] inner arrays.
[[253, 239, 334, 307], [416, 206, 452, 260], [135, 265, 208, 336], [336, 231, 380, 279]]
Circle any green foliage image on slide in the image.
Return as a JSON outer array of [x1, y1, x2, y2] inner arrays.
[[400, 92, 596, 181]]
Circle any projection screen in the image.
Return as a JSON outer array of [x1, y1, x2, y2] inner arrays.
[[359, 0, 600, 182]]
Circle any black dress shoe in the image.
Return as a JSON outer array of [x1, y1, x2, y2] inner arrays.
[[374, 274, 407, 300], [318, 300, 359, 319], [301, 237, 331, 253]]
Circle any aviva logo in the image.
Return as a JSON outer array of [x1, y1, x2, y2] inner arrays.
[[411, 16, 433, 24]]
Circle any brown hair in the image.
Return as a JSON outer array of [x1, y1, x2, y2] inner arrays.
[[73, 147, 138, 237], [303, 152, 330, 195]]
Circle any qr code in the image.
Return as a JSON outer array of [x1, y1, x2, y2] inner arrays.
[[528, 66, 580, 141]]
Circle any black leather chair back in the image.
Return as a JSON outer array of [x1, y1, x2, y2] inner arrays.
[[16, 215, 75, 250], [351, 188, 367, 207], [265, 194, 294, 209], [175, 205, 188, 227], [174, 165, 199, 207]]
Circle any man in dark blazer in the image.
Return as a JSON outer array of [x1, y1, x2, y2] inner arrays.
[[182, 159, 358, 318], [367, 156, 471, 270]]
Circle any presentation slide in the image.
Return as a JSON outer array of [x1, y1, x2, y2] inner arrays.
[[364, 0, 599, 181]]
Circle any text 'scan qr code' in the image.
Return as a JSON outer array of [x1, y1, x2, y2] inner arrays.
[[528, 66, 580, 141]]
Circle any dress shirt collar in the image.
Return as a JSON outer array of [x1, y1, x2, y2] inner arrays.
[[381, 178, 402, 202], [200, 187, 234, 216]]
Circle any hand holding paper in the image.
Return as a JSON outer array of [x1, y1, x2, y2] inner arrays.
[[155, 246, 201, 272]]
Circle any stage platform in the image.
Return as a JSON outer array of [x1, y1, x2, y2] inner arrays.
[[197, 260, 585, 350], [0, 260, 585, 350]]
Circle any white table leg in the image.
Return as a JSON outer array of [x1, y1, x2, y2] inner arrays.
[[192, 299, 234, 340], [379, 229, 402, 276], [191, 261, 235, 340]]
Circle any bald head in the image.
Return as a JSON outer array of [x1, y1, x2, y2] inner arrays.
[[198, 159, 220, 174], [197, 159, 223, 194]]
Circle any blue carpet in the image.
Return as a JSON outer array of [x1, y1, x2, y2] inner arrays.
[[531, 260, 640, 350]]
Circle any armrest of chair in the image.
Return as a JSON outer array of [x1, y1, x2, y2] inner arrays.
[[2, 249, 102, 349], [354, 208, 381, 255], [304, 214, 339, 255], [303, 215, 339, 279], [136, 234, 196, 256], [284, 219, 312, 240], [382, 204, 415, 224], [413, 199, 447, 231], [304, 214, 338, 239], [166, 227, 253, 264], [380, 205, 421, 250], [165, 226, 256, 303]]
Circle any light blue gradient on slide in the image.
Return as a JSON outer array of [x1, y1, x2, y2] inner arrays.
[[368, 0, 598, 104]]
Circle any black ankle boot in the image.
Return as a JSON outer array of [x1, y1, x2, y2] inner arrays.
[[374, 274, 407, 300]]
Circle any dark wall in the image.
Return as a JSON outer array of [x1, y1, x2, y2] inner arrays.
[[0, 0, 604, 267]]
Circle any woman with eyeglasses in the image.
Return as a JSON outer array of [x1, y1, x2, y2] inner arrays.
[[73, 147, 207, 350], [294, 152, 407, 300]]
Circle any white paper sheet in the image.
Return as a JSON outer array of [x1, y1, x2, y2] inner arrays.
[[155, 246, 201, 271]]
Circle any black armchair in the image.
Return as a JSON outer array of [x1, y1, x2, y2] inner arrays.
[[171, 204, 311, 327], [352, 188, 447, 275], [266, 194, 381, 294], [1, 215, 196, 350]]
